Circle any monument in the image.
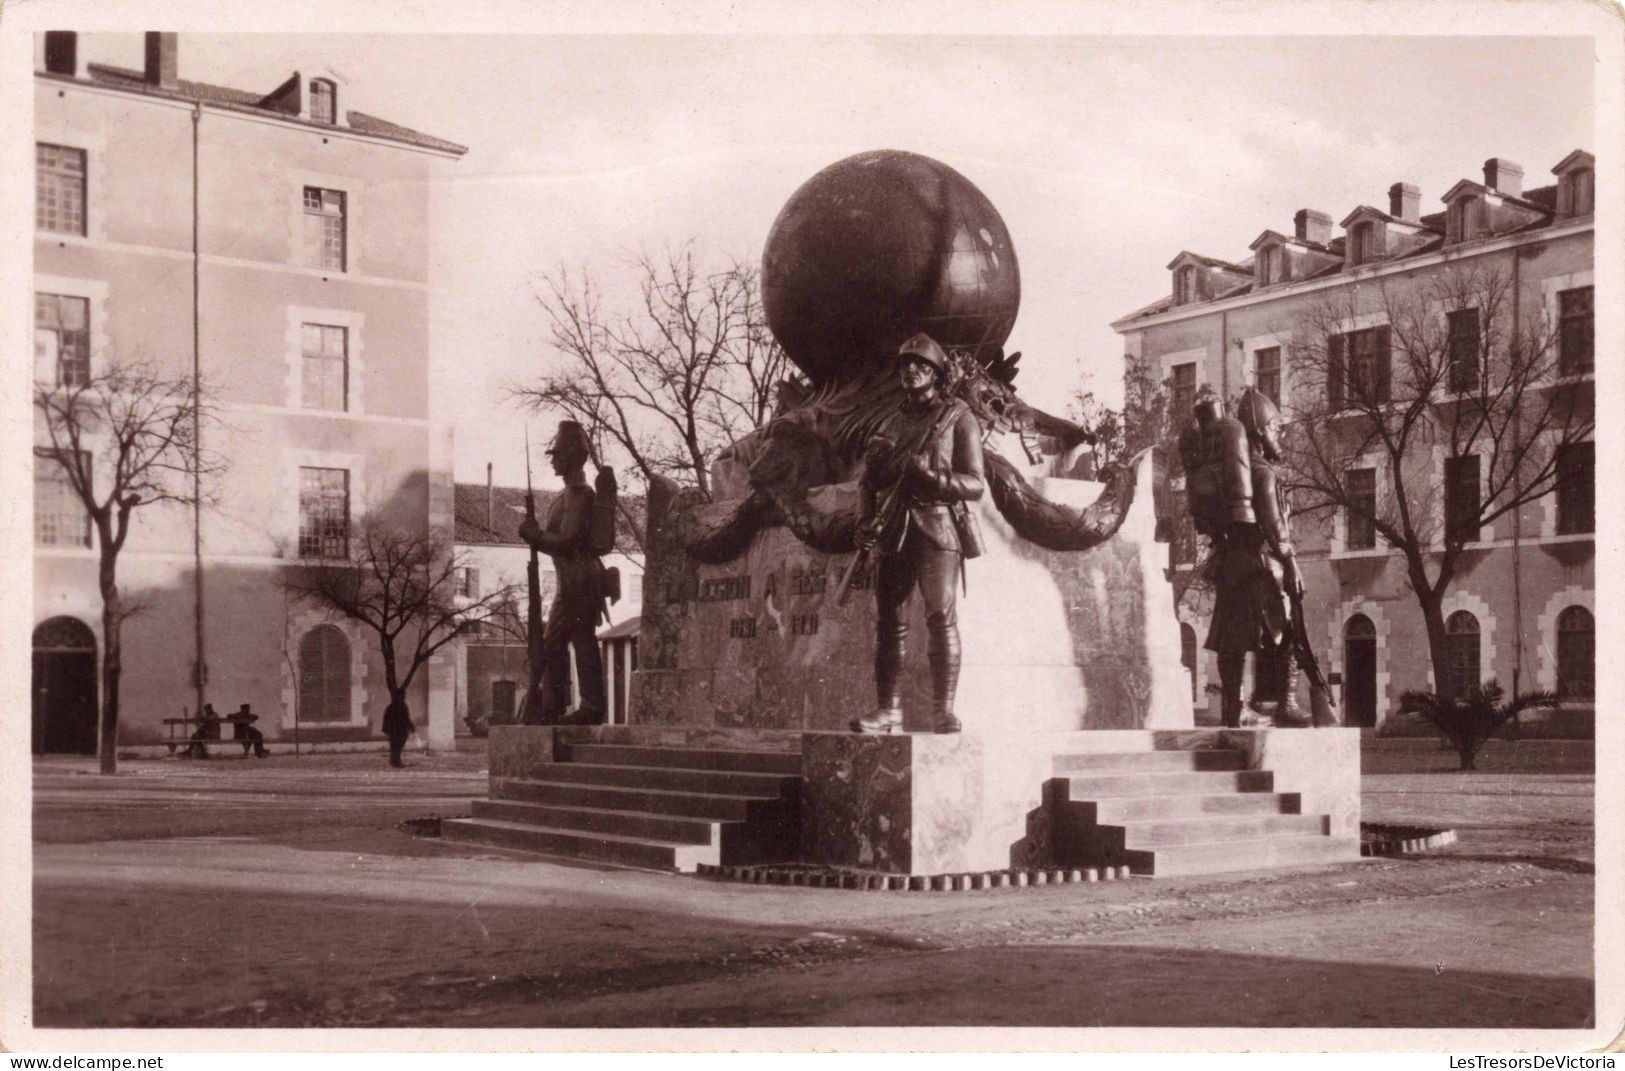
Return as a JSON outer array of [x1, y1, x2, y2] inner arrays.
[[453, 150, 1361, 880]]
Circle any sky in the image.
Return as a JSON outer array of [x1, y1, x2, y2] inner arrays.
[[52, 28, 1596, 489]]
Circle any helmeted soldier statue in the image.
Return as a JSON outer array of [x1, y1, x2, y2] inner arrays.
[[518, 420, 608, 725], [1178, 386, 1308, 728], [851, 332, 986, 735]]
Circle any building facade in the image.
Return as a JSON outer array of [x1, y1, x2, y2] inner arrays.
[[1113, 151, 1594, 730], [451, 479, 645, 733], [31, 33, 467, 753]]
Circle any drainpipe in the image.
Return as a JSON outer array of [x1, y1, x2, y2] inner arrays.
[[1510, 248, 1523, 698], [192, 100, 207, 717], [486, 461, 494, 531]]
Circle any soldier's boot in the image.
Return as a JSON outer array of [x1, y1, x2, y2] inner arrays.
[[1218, 652, 1246, 728], [927, 612, 962, 734], [854, 619, 907, 734], [1271, 648, 1311, 728]]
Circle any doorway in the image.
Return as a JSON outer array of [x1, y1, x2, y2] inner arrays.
[[32, 617, 98, 755], [1343, 614, 1378, 728]]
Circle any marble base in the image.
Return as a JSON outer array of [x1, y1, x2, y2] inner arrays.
[[801, 728, 1362, 875]]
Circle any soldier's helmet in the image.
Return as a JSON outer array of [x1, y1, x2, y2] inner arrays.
[[547, 419, 592, 460], [1236, 387, 1283, 462], [1192, 383, 1223, 424], [896, 332, 950, 378]]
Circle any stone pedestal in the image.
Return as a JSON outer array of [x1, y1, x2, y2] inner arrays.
[[799, 728, 1362, 876], [635, 451, 1191, 734]]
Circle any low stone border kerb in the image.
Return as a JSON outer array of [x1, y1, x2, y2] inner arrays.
[[1360, 823, 1458, 857], [695, 863, 1136, 890]]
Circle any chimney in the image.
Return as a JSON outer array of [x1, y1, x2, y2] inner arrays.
[[1388, 182, 1420, 222], [144, 32, 177, 90], [1483, 158, 1523, 198], [1294, 209, 1332, 246], [43, 31, 80, 76], [486, 462, 494, 532]]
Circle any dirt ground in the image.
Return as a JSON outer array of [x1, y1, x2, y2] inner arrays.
[[25, 740, 1597, 1035]]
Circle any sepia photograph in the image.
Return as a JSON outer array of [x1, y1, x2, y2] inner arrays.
[[2, 0, 1618, 1054]]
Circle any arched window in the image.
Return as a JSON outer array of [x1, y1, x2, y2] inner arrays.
[[1556, 606, 1594, 701], [310, 79, 337, 124], [1449, 197, 1482, 243], [1443, 610, 1480, 701], [1174, 266, 1195, 305], [1568, 168, 1594, 216], [1179, 623, 1198, 701], [299, 624, 351, 722], [1342, 615, 1378, 727], [1351, 221, 1379, 264], [33, 616, 95, 650], [1258, 245, 1282, 286]]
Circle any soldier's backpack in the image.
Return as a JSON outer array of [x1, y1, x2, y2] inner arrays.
[[589, 466, 618, 556], [1178, 413, 1254, 536]]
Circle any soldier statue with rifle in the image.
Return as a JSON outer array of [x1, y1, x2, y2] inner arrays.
[[1179, 385, 1336, 728], [518, 419, 618, 726], [845, 333, 986, 736]]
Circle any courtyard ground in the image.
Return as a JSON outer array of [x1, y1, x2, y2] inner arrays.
[[24, 738, 1598, 1038]]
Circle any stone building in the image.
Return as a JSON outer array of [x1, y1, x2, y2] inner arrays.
[[31, 33, 467, 753], [1113, 151, 1595, 730], [450, 477, 645, 735]]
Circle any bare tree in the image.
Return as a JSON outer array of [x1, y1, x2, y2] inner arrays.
[[284, 517, 518, 736], [1071, 355, 1176, 470], [1280, 262, 1592, 692], [34, 361, 223, 774], [515, 244, 799, 501]]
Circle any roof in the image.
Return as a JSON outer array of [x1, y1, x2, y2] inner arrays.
[[598, 616, 641, 641], [454, 482, 645, 554], [70, 63, 467, 155], [1166, 250, 1252, 274]]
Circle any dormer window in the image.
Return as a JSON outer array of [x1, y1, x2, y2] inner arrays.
[[1350, 221, 1379, 265], [1568, 168, 1593, 216], [1174, 265, 1196, 305], [1448, 196, 1482, 243], [310, 79, 337, 125], [1257, 245, 1283, 286]]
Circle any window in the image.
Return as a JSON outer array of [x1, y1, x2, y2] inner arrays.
[[1444, 455, 1481, 544], [1449, 196, 1482, 243], [1254, 347, 1281, 406], [302, 186, 347, 271], [36, 143, 86, 236], [1345, 467, 1377, 550], [35, 293, 91, 387], [455, 566, 481, 599], [300, 323, 348, 411], [1568, 169, 1594, 216], [310, 79, 337, 124], [1350, 222, 1379, 264], [1170, 362, 1197, 420], [1557, 287, 1593, 376], [34, 451, 91, 548], [1555, 606, 1594, 701], [298, 625, 352, 722], [1328, 326, 1390, 407], [1447, 308, 1481, 393], [1555, 441, 1594, 535], [1257, 246, 1283, 287], [1174, 266, 1195, 305], [298, 467, 350, 559], [1443, 611, 1480, 701]]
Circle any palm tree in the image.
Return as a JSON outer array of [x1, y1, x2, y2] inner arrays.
[[1398, 679, 1558, 771]]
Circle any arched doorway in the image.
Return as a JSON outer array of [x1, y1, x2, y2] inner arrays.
[[32, 617, 98, 755], [1343, 614, 1377, 728], [1444, 610, 1481, 701]]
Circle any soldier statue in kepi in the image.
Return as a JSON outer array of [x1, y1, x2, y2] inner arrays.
[[846, 333, 986, 735], [1179, 385, 1315, 728], [519, 419, 610, 725]]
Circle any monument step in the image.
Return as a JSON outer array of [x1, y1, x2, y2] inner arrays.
[[1054, 750, 1247, 773], [1066, 790, 1303, 822], [560, 742, 802, 775], [440, 817, 716, 872], [517, 761, 799, 798], [1062, 769, 1275, 798], [1121, 834, 1361, 877], [472, 798, 721, 845], [495, 779, 785, 821], [1114, 813, 1329, 848]]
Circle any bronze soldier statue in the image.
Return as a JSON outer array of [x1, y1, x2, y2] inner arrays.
[[518, 420, 608, 725], [1179, 386, 1308, 728], [851, 333, 985, 735]]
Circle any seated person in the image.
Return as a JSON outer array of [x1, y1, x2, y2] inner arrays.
[[233, 703, 270, 758], [186, 703, 223, 758]]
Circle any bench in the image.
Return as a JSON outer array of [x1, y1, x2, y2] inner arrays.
[[162, 714, 261, 757]]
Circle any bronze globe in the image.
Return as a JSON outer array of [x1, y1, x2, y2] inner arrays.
[[762, 150, 1021, 385]]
